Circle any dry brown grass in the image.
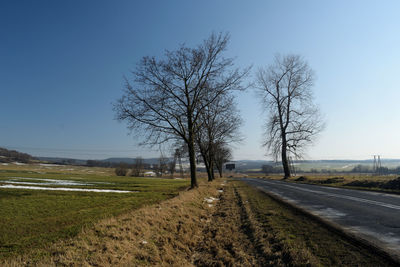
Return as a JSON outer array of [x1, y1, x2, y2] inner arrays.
[[3, 180, 221, 266], [193, 182, 259, 266], [3, 178, 396, 266], [194, 181, 319, 267], [235, 181, 397, 266]]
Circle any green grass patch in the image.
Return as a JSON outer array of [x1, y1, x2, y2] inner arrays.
[[0, 170, 189, 259]]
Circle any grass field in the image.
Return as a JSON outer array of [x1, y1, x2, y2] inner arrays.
[[0, 164, 189, 260]]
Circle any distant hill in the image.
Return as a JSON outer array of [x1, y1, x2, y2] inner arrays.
[[37, 157, 87, 165], [0, 147, 33, 163], [34, 155, 400, 172], [36, 156, 164, 166], [101, 157, 161, 165]]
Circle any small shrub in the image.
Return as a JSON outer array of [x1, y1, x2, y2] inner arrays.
[[345, 180, 383, 188], [115, 166, 127, 176], [295, 176, 307, 182], [312, 177, 345, 184], [324, 177, 345, 184], [382, 177, 400, 190]]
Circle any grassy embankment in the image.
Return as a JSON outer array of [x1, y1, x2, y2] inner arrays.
[[4, 177, 396, 266], [0, 165, 189, 261], [195, 181, 395, 266]]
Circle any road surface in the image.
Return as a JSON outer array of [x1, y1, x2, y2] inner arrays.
[[242, 178, 400, 259]]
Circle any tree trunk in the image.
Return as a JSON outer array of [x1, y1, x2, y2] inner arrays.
[[281, 137, 291, 179], [209, 160, 215, 181], [216, 162, 223, 178], [188, 134, 198, 188], [218, 167, 223, 178], [202, 153, 213, 182], [209, 149, 215, 181]]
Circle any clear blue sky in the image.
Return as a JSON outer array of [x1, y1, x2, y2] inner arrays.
[[1, 0, 400, 160]]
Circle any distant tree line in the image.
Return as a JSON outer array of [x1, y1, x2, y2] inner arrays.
[[308, 165, 400, 175], [0, 147, 33, 163], [261, 164, 284, 175], [85, 160, 128, 168], [261, 163, 400, 175], [113, 156, 175, 177]]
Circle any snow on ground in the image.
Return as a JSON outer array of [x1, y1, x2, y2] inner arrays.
[[204, 197, 219, 203], [39, 163, 62, 167], [6, 177, 91, 186], [0, 184, 135, 193]]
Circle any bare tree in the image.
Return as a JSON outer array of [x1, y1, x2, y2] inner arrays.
[[214, 144, 232, 178], [168, 158, 176, 178], [155, 154, 168, 177], [115, 32, 247, 188], [256, 54, 324, 178], [115, 163, 128, 176], [174, 145, 186, 178], [131, 156, 144, 177], [196, 93, 242, 181]]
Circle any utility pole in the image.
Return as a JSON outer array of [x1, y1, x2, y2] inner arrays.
[[288, 156, 297, 177], [175, 148, 184, 178], [377, 155, 382, 175], [372, 155, 382, 176]]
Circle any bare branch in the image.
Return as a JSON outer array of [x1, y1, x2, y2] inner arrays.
[[256, 54, 324, 178]]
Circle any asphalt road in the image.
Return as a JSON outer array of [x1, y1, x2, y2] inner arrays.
[[242, 178, 400, 258]]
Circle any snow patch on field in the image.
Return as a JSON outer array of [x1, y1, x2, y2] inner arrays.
[[6, 177, 90, 186], [39, 163, 62, 167], [0, 184, 135, 193], [204, 197, 219, 204]]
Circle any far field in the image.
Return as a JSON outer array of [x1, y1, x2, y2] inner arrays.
[[0, 163, 188, 260]]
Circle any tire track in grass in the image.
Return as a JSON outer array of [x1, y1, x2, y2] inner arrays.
[[193, 182, 260, 266]]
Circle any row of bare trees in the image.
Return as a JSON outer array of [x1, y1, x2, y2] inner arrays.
[[115, 32, 247, 188], [115, 32, 324, 186]]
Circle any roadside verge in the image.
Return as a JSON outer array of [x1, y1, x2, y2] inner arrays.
[[247, 181, 400, 265]]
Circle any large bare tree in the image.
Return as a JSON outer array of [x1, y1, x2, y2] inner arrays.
[[115, 33, 247, 188], [256, 54, 324, 178]]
